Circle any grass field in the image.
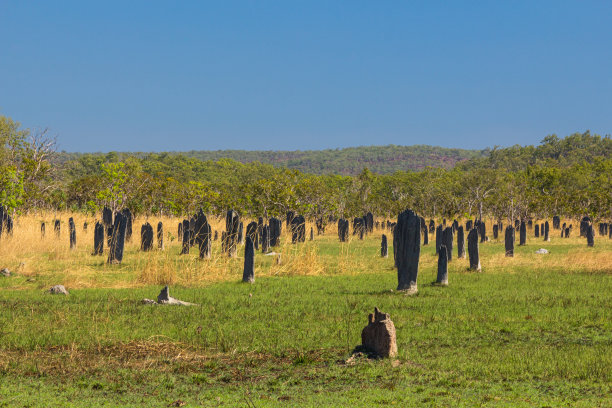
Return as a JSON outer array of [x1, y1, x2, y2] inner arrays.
[[0, 214, 610, 407]]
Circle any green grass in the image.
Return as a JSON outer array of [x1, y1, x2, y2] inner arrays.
[[0, 226, 610, 407]]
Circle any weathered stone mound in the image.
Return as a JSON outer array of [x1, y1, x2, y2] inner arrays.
[[142, 286, 197, 306], [360, 307, 397, 358]]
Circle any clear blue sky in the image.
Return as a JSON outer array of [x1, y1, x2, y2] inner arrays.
[[1, 1, 611, 152]]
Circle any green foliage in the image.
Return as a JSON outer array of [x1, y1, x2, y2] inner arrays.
[[0, 116, 31, 210], [0, 166, 24, 210], [0, 115, 57, 210], [96, 162, 127, 212], [53, 144, 612, 221], [0, 115, 27, 165]]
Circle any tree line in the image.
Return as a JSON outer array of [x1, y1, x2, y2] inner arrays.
[[1, 114, 610, 223]]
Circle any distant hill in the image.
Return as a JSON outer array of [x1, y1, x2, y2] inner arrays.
[[179, 145, 489, 174], [55, 132, 611, 177], [57, 145, 489, 175]]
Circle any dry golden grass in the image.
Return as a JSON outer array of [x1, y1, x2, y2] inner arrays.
[[0, 212, 358, 288], [479, 247, 612, 274], [0, 213, 610, 290]]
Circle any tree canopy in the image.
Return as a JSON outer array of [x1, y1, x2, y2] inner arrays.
[[2, 115, 610, 222]]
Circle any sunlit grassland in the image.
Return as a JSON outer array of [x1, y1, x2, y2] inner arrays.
[[0, 213, 610, 407]]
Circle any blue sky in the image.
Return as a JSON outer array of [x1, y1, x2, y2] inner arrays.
[[1, 1, 611, 152]]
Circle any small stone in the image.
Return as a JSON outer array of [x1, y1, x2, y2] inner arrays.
[[360, 307, 398, 358], [0, 268, 10, 277], [49, 285, 69, 295], [402, 284, 418, 296], [343, 353, 360, 366], [534, 248, 549, 254]]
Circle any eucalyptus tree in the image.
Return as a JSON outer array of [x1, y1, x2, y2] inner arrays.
[[524, 165, 565, 220], [0, 115, 56, 212], [591, 159, 612, 221], [294, 175, 334, 221], [459, 167, 501, 220], [96, 162, 127, 215]]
